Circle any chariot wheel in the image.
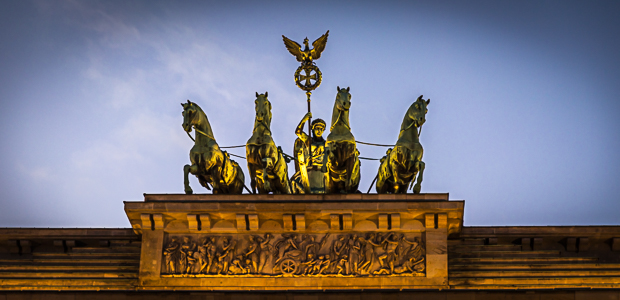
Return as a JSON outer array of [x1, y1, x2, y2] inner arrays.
[[280, 258, 298, 275]]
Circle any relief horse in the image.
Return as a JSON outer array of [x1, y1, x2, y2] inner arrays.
[[375, 95, 429, 194], [182, 100, 245, 194], [321, 86, 361, 193], [246, 92, 290, 194]]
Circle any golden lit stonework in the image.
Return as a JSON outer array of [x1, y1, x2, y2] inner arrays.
[[125, 193, 462, 290]]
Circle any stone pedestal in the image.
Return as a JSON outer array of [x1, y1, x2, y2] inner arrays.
[[124, 193, 463, 291]]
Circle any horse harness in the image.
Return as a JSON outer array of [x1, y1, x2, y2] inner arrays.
[[330, 110, 351, 132]]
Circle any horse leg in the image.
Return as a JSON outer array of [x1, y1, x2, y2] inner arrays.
[[209, 166, 221, 194], [351, 156, 361, 192], [248, 162, 257, 194], [262, 157, 273, 193], [412, 161, 425, 194], [184, 164, 199, 194], [389, 150, 403, 193], [246, 146, 258, 194], [344, 153, 355, 193], [234, 164, 245, 194], [276, 154, 291, 194], [375, 166, 386, 194], [321, 145, 332, 193]]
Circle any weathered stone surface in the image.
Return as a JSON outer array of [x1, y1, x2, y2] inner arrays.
[[1, 195, 619, 293], [123, 194, 460, 290]]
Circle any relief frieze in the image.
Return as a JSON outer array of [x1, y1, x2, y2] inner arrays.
[[162, 232, 425, 277]]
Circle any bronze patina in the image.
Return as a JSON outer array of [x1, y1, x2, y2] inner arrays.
[[290, 112, 327, 194], [376, 95, 429, 194], [321, 87, 361, 193], [181, 100, 245, 194], [283, 30, 329, 154], [282, 31, 328, 92], [246, 92, 291, 194], [282, 30, 329, 67]]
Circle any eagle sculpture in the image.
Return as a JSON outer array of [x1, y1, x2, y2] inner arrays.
[[282, 30, 329, 65]]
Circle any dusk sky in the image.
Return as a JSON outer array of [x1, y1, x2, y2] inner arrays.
[[1, 1, 619, 228]]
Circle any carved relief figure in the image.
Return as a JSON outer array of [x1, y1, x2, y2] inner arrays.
[[181, 100, 245, 194], [216, 237, 236, 275], [273, 234, 303, 274], [163, 237, 180, 274], [228, 256, 247, 275], [359, 233, 381, 274], [348, 234, 362, 275], [246, 92, 291, 194], [302, 233, 330, 259], [375, 95, 430, 194], [179, 236, 196, 274], [394, 237, 426, 274], [375, 233, 402, 275], [244, 235, 261, 274], [163, 232, 425, 277], [257, 233, 273, 274], [296, 253, 317, 275], [199, 237, 217, 274]]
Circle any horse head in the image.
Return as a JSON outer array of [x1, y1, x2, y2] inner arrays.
[[408, 95, 430, 128], [335, 86, 351, 112], [254, 92, 272, 127], [181, 100, 199, 133]]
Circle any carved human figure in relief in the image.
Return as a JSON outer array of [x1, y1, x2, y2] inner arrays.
[[311, 255, 327, 275], [296, 253, 317, 275], [199, 237, 217, 274], [244, 235, 261, 274], [216, 237, 236, 275], [320, 254, 334, 274], [164, 232, 425, 277], [359, 233, 381, 274], [336, 254, 349, 275], [291, 112, 328, 194], [394, 237, 426, 274], [163, 237, 180, 274], [375, 233, 402, 275], [179, 236, 196, 274], [274, 233, 299, 264], [228, 256, 247, 275], [331, 235, 349, 261], [348, 234, 362, 275], [257, 233, 273, 274], [302, 233, 330, 259]]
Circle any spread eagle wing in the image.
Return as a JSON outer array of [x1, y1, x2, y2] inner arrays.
[[282, 35, 304, 62], [311, 30, 329, 60]]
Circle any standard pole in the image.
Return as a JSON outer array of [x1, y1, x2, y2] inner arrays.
[[306, 91, 312, 147]]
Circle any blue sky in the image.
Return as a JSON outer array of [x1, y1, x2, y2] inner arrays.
[[0, 0, 619, 227]]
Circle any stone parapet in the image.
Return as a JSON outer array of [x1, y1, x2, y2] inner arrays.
[[124, 193, 462, 290]]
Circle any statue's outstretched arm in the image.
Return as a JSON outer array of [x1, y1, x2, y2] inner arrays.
[[295, 112, 312, 142]]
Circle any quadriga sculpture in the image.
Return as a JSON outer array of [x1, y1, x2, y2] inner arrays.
[[321, 86, 361, 193], [246, 92, 291, 194], [375, 95, 429, 194], [182, 100, 245, 194]]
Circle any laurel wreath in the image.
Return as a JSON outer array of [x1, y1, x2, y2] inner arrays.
[[294, 64, 322, 91]]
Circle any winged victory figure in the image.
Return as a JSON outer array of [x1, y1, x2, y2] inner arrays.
[[282, 30, 329, 66]]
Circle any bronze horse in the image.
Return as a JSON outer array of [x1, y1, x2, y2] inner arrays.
[[182, 100, 245, 194], [321, 86, 361, 193], [375, 95, 429, 194], [246, 92, 291, 194]]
